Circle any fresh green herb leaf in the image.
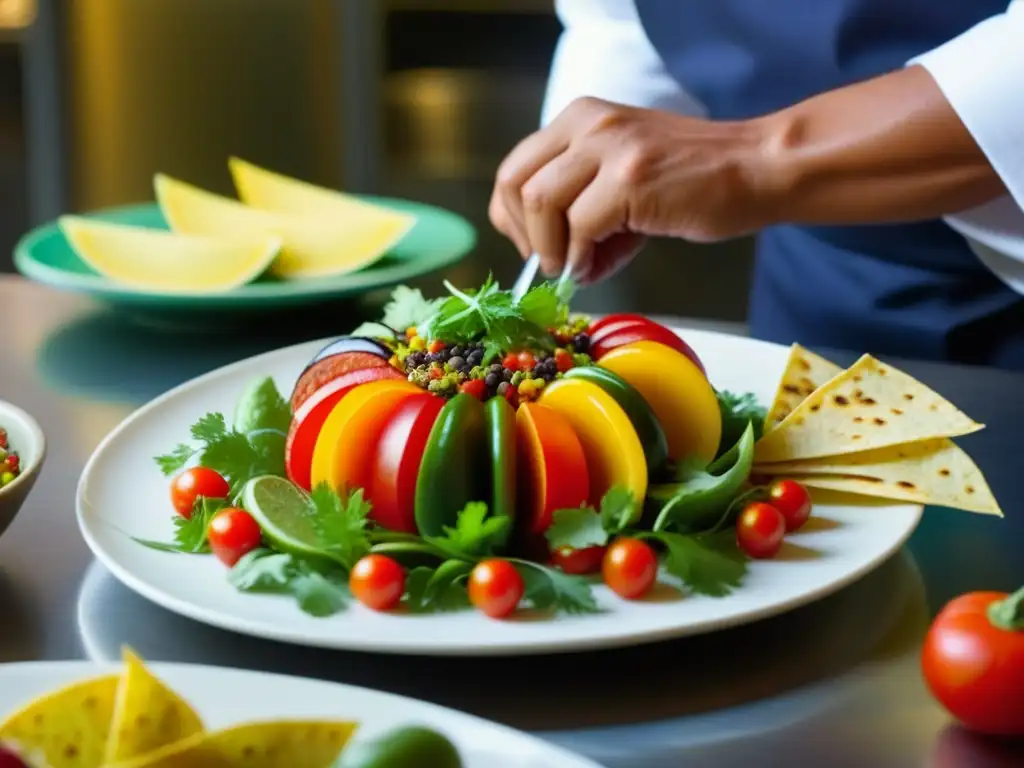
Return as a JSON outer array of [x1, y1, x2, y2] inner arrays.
[[154, 405, 287, 494], [309, 483, 373, 568], [233, 377, 292, 435], [154, 444, 195, 476], [716, 390, 766, 457], [513, 560, 602, 615], [383, 285, 446, 331], [135, 496, 227, 554], [424, 502, 512, 560], [649, 423, 755, 533], [517, 282, 569, 328], [546, 507, 608, 551], [545, 486, 636, 551], [640, 530, 747, 597], [404, 560, 473, 613], [229, 548, 349, 618], [418, 274, 558, 353]]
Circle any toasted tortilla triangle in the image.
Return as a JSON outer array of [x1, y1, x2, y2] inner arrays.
[[754, 354, 983, 463], [108, 720, 358, 768], [764, 344, 844, 431], [0, 674, 119, 768], [103, 649, 205, 764], [754, 437, 1001, 516]]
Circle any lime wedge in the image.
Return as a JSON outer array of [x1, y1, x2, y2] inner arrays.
[[241, 475, 329, 560]]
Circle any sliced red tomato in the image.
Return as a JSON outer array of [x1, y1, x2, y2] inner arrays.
[[371, 393, 446, 533], [170, 467, 229, 518], [515, 402, 589, 535], [207, 507, 262, 567], [285, 366, 407, 490], [590, 321, 705, 375], [589, 313, 655, 337]]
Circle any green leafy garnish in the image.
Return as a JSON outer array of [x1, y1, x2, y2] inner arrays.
[[404, 560, 473, 613], [545, 486, 635, 550], [716, 390, 766, 457], [135, 496, 227, 554], [351, 285, 445, 337], [233, 376, 292, 435], [513, 560, 602, 615], [229, 548, 349, 617], [418, 275, 563, 352], [309, 483, 373, 568], [649, 423, 755, 533], [154, 405, 287, 495], [424, 501, 512, 561], [639, 530, 747, 597]]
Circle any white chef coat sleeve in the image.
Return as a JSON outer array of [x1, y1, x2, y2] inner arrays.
[[909, 1, 1024, 213], [541, 0, 706, 127]]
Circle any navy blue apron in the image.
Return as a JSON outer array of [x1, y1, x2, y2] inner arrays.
[[634, 0, 1024, 369]]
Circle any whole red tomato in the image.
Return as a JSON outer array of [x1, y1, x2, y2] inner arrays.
[[768, 479, 813, 532], [602, 538, 658, 599], [551, 545, 606, 575], [921, 587, 1024, 737]]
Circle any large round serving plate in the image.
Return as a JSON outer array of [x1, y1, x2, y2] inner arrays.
[[0, 661, 601, 768], [76, 329, 923, 656]]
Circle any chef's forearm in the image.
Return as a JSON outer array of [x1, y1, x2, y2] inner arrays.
[[754, 65, 1006, 225]]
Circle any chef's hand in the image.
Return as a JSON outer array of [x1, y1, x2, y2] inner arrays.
[[488, 96, 774, 283]]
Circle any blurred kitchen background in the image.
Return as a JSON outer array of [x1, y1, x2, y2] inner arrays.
[[0, 0, 753, 322]]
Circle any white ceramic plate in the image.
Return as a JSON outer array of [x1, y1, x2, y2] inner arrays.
[[0, 661, 601, 768], [76, 330, 923, 655]]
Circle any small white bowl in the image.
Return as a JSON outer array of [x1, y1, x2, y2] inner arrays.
[[0, 400, 46, 538]]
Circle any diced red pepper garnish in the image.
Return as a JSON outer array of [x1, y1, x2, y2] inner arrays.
[[430, 367, 444, 380], [504, 384, 520, 409], [460, 378, 487, 400], [502, 353, 520, 372], [428, 339, 446, 354], [554, 348, 575, 372], [517, 351, 536, 370]]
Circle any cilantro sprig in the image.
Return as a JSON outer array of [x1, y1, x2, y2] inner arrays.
[[229, 549, 350, 618], [136, 496, 228, 554], [545, 486, 636, 551], [350, 285, 445, 338]]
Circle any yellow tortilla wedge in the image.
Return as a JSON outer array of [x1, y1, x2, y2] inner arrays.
[[108, 720, 358, 768], [754, 437, 1002, 516], [764, 344, 844, 431], [0, 675, 119, 768], [103, 649, 205, 764], [754, 354, 983, 463]]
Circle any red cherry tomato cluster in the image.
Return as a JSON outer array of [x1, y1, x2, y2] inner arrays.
[[169, 467, 263, 567], [736, 479, 813, 559]]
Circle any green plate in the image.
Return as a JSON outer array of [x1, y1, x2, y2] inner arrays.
[[14, 198, 476, 314]]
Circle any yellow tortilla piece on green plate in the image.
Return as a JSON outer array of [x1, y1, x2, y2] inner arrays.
[[764, 344, 844, 431], [754, 437, 1002, 516], [109, 720, 358, 768], [0, 674, 119, 768], [104, 649, 205, 764], [754, 354, 983, 463]]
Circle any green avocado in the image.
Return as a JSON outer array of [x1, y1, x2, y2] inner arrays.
[[565, 365, 669, 474], [336, 725, 463, 768], [485, 396, 516, 546], [414, 393, 488, 536]]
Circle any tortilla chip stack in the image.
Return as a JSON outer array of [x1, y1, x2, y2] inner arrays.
[[753, 345, 1002, 516], [0, 649, 357, 768]]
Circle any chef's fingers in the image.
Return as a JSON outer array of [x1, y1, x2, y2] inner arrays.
[[563, 168, 630, 280], [579, 233, 647, 285], [520, 150, 599, 276]]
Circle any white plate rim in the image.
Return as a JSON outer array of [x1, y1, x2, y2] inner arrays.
[[76, 329, 924, 656], [0, 660, 605, 768]]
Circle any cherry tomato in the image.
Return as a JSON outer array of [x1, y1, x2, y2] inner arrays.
[[736, 502, 786, 559], [468, 559, 525, 618], [768, 479, 813, 532], [170, 467, 229, 518], [551, 545, 606, 575], [428, 339, 446, 354], [602, 538, 658, 599], [517, 351, 537, 370], [207, 507, 262, 567], [460, 378, 487, 400], [922, 588, 1024, 736], [501, 353, 520, 372], [350, 554, 406, 611], [554, 348, 575, 372]]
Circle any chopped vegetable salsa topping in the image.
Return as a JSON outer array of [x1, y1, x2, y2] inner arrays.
[[0, 428, 20, 488]]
